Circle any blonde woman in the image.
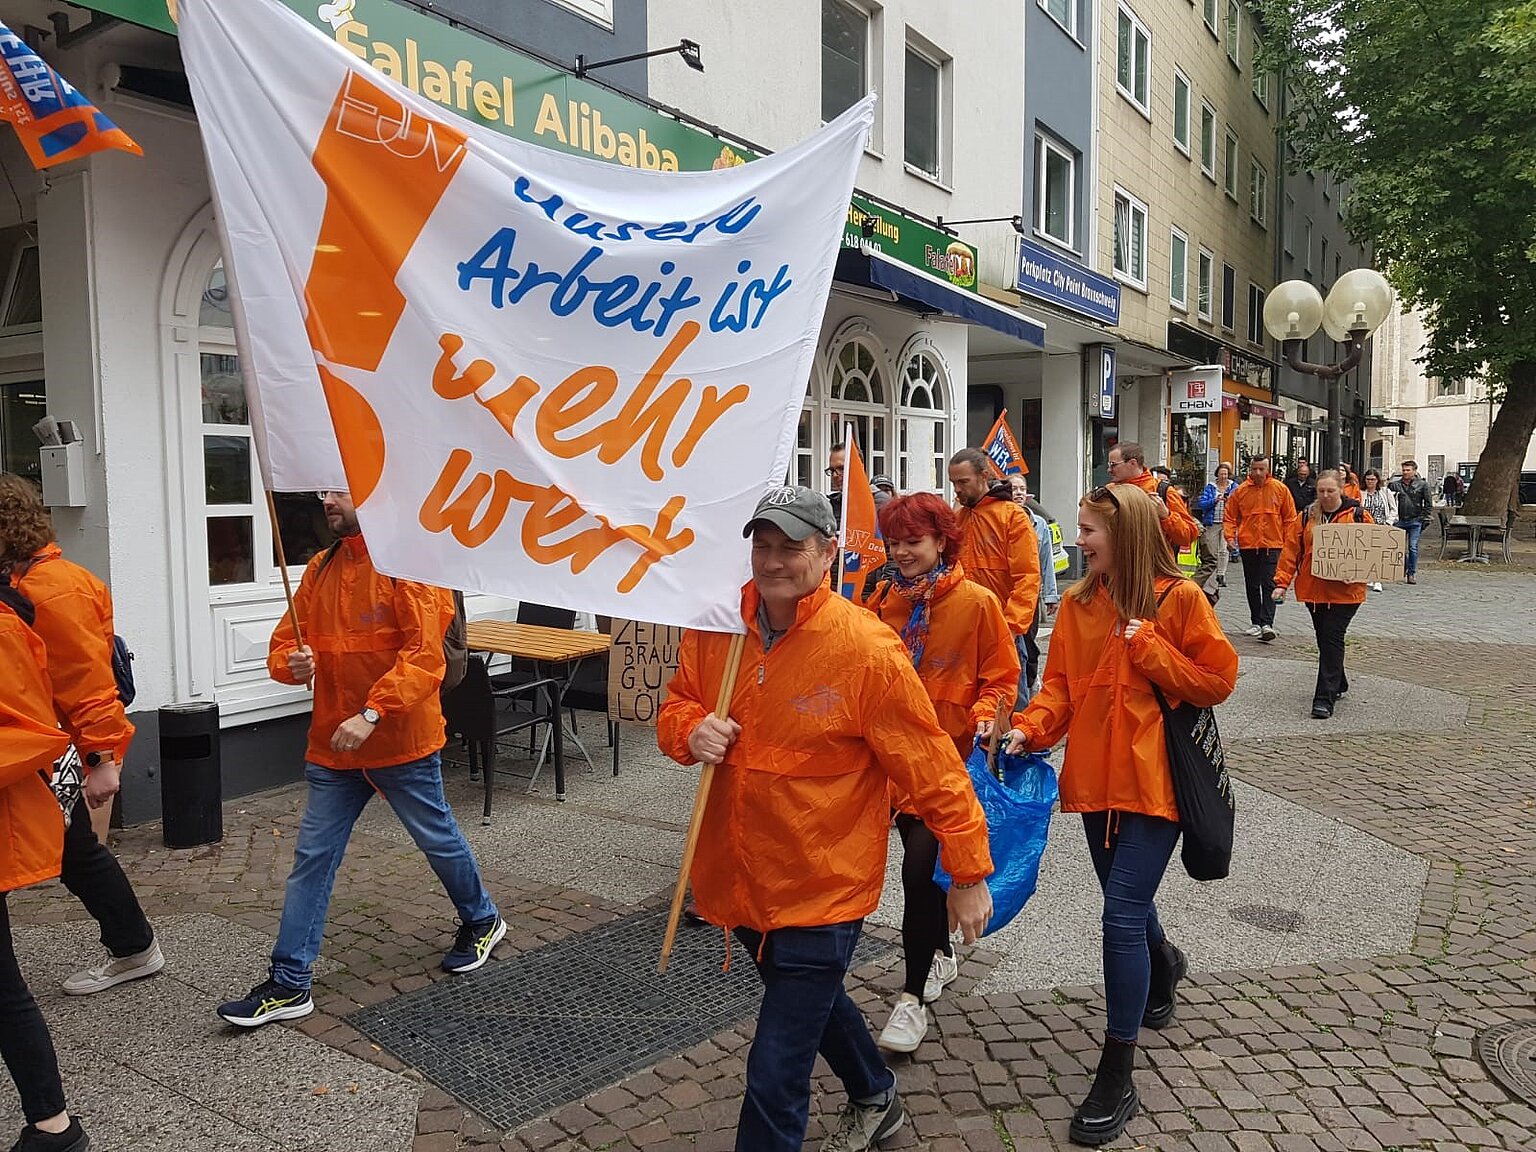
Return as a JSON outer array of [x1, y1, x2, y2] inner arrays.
[[1005, 484, 1238, 1146]]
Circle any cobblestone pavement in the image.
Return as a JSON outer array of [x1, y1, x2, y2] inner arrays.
[[6, 551, 1535, 1152]]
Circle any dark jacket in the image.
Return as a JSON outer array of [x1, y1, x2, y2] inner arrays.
[[1388, 475, 1433, 522], [1284, 474, 1316, 513]]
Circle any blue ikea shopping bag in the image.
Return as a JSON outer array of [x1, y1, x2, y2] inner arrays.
[[933, 743, 1058, 936]]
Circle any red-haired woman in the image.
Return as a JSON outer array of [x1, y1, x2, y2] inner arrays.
[[864, 492, 1018, 1053]]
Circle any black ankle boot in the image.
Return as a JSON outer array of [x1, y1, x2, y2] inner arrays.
[[1069, 1035, 1138, 1146], [1142, 939, 1187, 1030]]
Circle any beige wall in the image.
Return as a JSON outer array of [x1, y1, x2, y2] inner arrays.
[[1096, 0, 1278, 353]]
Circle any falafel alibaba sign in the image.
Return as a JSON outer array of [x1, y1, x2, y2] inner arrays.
[[177, 0, 871, 632]]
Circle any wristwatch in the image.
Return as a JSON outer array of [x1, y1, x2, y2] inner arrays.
[[84, 751, 106, 768], [359, 707, 381, 725]]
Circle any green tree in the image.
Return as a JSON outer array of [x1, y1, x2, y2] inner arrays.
[[1257, 0, 1536, 517]]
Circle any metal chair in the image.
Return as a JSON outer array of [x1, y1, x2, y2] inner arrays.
[[559, 620, 620, 778], [1481, 511, 1515, 563], [441, 656, 562, 822], [1437, 508, 1471, 560]]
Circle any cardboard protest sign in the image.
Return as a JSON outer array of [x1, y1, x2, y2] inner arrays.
[[180, 0, 873, 631], [607, 619, 683, 725], [1310, 521, 1407, 584]]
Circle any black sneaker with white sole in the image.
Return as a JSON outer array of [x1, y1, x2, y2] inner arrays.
[[217, 978, 314, 1028], [442, 914, 506, 973], [10, 1116, 90, 1152]]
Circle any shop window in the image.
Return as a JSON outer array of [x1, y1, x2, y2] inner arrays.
[[821, 0, 870, 124], [0, 380, 46, 483], [904, 44, 944, 179], [898, 346, 948, 492], [1112, 187, 1147, 289]]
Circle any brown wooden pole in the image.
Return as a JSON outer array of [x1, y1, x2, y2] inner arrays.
[[264, 488, 305, 656], [657, 630, 746, 974]]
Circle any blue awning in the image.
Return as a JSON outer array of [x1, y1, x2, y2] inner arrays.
[[836, 250, 1047, 347]]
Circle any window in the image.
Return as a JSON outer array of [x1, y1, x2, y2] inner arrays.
[[1220, 262, 1236, 330], [1434, 377, 1468, 398], [1169, 226, 1189, 310], [1116, 4, 1151, 114], [1197, 247, 1214, 320], [0, 381, 45, 484], [1335, 253, 1343, 285], [1320, 236, 1330, 288], [1249, 161, 1268, 227], [1323, 171, 1332, 200], [1172, 70, 1191, 155], [1283, 194, 1295, 254], [821, 0, 869, 124], [827, 335, 891, 481], [1251, 30, 1269, 104], [1225, 0, 1240, 64], [1223, 130, 1239, 199], [1203, 0, 1217, 35], [904, 46, 942, 178], [1041, 0, 1075, 35], [546, 0, 613, 27], [1247, 283, 1264, 344], [898, 345, 949, 492], [0, 232, 42, 329], [1304, 216, 1314, 272], [1036, 134, 1076, 248], [1199, 103, 1216, 178], [1112, 187, 1148, 288]]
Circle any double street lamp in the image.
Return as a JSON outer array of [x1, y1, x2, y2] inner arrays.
[[1262, 268, 1394, 469]]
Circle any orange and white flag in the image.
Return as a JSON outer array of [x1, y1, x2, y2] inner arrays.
[[838, 429, 886, 603]]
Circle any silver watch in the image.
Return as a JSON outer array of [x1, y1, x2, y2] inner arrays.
[[360, 707, 381, 725]]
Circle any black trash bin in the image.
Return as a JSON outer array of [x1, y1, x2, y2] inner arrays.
[[159, 702, 222, 848]]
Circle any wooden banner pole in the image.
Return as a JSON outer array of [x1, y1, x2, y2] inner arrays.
[[264, 488, 306, 658], [657, 630, 746, 975]]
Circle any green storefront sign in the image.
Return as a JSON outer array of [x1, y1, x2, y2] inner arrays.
[[79, 0, 978, 290]]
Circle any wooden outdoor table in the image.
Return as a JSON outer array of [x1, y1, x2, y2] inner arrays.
[[1449, 515, 1502, 563], [463, 622, 612, 799]]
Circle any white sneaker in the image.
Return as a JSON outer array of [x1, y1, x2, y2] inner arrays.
[[1260, 625, 1277, 642], [922, 950, 958, 1003], [1244, 625, 1263, 637], [1370, 582, 1383, 591], [63, 936, 165, 996], [876, 994, 929, 1053]]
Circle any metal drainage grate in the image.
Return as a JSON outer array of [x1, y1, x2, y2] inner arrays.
[[349, 905, 892, 1130], [1228, 904, 1305, 933], [1476, 1019, 1536, 1108]]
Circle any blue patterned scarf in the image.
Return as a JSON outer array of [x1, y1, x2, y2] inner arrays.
[[890, 559, 949, 670]]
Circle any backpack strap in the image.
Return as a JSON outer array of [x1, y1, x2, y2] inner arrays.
[[315, 539, 345, 573], [1156, 478, 1171, 503], [0, 583, 35, 627]]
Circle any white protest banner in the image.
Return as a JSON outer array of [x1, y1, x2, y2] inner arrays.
[[1310, 521, 1407, 584], [178, 0, 873, 632]]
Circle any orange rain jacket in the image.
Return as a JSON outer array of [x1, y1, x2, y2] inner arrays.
[[269, 534, 453, 770], [954, 488, 1041, 636], [1126, 471, 1202, 551], [1, 601, 70, 893], [866, 562, 1019, 766], [1274, 498, 1374, 606], [1224, 477, 1299, 551], [657, 582, 993, 934], [12, 543, 135, 762], [1011, 577, 1237, 822]]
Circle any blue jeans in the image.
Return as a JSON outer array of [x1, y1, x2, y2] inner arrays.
[[1396, 520, 1424, 576], [733, 922, 893, 1152], [270, 753, 496, 990], [1081, 812, 1181, 1042], [1017, 630, 1037, 708]]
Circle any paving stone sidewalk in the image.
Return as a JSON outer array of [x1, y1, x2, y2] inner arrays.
[[6, 561, 1535, 1152]]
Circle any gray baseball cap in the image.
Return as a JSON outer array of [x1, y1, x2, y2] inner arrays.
[[742, 485, 837, 541]]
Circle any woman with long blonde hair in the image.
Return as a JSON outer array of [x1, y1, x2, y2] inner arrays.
[[1006, 484, 1238, 1146]]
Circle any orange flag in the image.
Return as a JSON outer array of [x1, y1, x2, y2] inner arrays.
[[981, 410, 1027, 476], [0, 24, 142, 169], [838, 427, 886, 603]]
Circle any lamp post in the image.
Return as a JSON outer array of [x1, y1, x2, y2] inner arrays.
[[1262, 268, 1394, 469]]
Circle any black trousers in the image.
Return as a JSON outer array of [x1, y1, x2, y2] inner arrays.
[[1240, 548, 1280, 626], [1307, 602, 1359, 706], [0, 892, 67, 1125], [894, 814, 951, 1000], [61, 796, 153, 957], [1021, 619, 1041, 700]]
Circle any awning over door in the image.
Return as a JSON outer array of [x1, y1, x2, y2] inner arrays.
[[836, 250, 1047, 348]]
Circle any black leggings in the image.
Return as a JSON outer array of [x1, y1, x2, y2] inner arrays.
[[0, 892, 67, 1124], [895, 814, 951, 1000]]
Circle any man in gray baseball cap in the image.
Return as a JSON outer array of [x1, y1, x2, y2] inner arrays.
[[741, 485, 838, 542]]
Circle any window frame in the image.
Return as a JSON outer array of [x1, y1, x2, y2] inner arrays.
[[902, 41, 946, 181], [1247, 282, 1265, 345], [1172, 68, 1192, 156], [1035, 133, 1078, 250], [1169, 225, 1189, 311], [821, 0, 872, 127], [1039, 0, 1076, 38], [1203, 0, 1218, 36], [1223, 129, 1240, 201], [1249, 160, 1269, 227], [1304, 216, 1315, 272], [1283, 193, 1295, 254], [1197, 246, 1214, 321], [1115, 2, 1152, 117], [1251, 28, 1270, 105], [1112, 185, 1150, 291], [1199, 102, 1217, 180], [1220, 261, 1236, 331], [543, 0, 613, 29], [1225, 0, 1241, 66]]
